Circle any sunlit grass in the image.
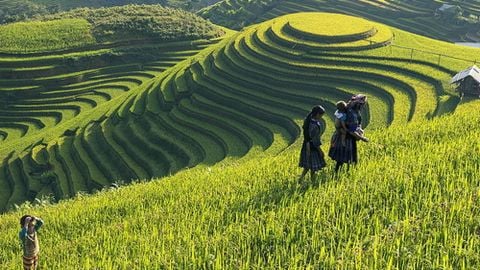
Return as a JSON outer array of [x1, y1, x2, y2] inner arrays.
[[1, 100, 479, 269]]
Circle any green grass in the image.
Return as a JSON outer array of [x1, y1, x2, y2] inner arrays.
[[39, 4, 225, 44], [285, 12, 376, 37], [0, 34, 223, 210], [0, 11, 479, 222], [0, 100, 479, 268], [0, 18, 95, 53], [0, 0, 223, 25], [0, 5, 223, 54], [1, 8, 480, 268], [200, 0, 480, 42]]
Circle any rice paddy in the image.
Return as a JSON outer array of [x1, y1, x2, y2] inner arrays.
[[1, 11, 480, 268]]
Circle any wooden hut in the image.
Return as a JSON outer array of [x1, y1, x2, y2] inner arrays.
[[451, 65, 480, 98], [435, 4, 462, 17]]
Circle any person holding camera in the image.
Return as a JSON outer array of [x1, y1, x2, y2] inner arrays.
[[19, 215, 44, 270]]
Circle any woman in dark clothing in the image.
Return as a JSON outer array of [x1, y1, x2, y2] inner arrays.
[[329, 94, 368, 172], [299, 105, 326, 182]]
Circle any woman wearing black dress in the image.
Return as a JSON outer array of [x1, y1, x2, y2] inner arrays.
[[329, 94, 368, 172], [299, 105, 326, 182]]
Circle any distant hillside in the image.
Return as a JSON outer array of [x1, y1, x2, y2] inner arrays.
[[199, 0, 480, 42], [0, 18, 95, 53], [0, 5, 224, 53], [0, 0, 51, 24], [0, 0, 222, 24], [32, 0, 222, 12], [39, 5, 224, 44]]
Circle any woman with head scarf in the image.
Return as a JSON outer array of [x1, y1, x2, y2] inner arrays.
[[299, 105, 326, 182], [328, 94, 369, 172]]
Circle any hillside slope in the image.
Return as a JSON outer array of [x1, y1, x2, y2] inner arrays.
[[0, 5, 223, 53], [31, 0, 222, 11], [0, 99, 479, 269], [199, 0, 480, 42], [1, 12, 478, 212], [0, 6, 226, 211], [0, 0, 223, 24]]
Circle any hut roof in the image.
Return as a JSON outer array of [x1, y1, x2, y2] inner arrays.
[[438, 4, 461, 13], [451, 65, 480, 84]]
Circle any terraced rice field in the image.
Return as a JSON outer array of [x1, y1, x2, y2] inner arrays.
[[1, 99, 480, 269], [1, 12, 477, 212], [0, 37, 219, 211], [201, 0, 480, 42]]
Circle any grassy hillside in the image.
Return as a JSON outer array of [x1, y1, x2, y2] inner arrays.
[[0, 18, 95, 53], [31, 0, 222, 11], [0, 6, 226, 211], [199, 0, 480, 42], [39, 4, 224, 44], [0, 5, 224, 54], [1, 12, 478, 213], [0, 99, 479, 268], [0, 0, 222, 24]]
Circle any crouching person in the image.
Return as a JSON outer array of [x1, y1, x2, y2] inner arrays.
[[19, 215, 44, 270]]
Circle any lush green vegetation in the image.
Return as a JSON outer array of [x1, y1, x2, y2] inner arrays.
[[0, 5, 223, 54], [0, 0, 51, 24], [32, 0, 222, 11], [0, 5, 225, 211], [1, 12, 478, 214], [39, 4, 224, 44], [0, 0, 222, 24], [0, 18, 95, 53], [199, 0, 480, 42], [0, 5, 479, 268], [0, 99, 479, 268]]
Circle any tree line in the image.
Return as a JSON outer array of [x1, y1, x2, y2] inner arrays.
[[0, 0, 222, 24]]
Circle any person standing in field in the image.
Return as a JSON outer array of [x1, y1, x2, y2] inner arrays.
[[334, 101, 369, 145], [299, 105, 326, 182], [329, 94, 368, 172], [19, 215, 44, 270]]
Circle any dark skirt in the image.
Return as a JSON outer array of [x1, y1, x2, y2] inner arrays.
[[299, 142, 326, 171], [328, 131, 358, 164]]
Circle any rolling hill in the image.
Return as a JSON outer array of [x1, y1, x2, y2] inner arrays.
[[0, 4, 223, 53], [0, 0, 223, 24], [1, 12, 477, 212], [0, 5, 225, 211], [199, 0, 480, 42]]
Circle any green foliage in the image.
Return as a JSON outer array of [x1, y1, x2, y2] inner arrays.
[[1, 101, 480, 268], [0, 0, 51, 24], [199, 0, 281, 29], [0, 18, 95, 53], [0, 9, 480, 268], [39, 4, 224, 43], [1, 12, 477, 213], [0, 0, 223, 25], [199, 0, 480, 42], [0, 5, 223, 53], [32, 0, 222, 11]]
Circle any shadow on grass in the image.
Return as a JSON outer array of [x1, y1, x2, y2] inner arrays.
[[226, 170, 333, 216]]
